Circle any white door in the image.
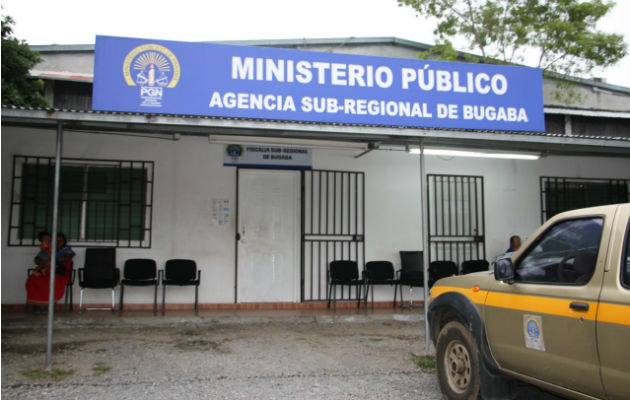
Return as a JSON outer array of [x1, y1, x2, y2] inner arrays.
[[237, 169, 300, 303]]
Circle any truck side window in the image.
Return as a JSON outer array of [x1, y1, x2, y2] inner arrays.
[[515, 217, 603, 285], [622, 220, 630, 288]]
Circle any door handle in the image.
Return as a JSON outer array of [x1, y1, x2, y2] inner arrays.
[[569, 302, 589, 312]]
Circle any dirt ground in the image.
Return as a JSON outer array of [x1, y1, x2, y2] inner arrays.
[[2, 319, 442, 399]]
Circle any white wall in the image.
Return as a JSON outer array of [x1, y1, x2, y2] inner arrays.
[[2, 128, 239, 305], [2, 125, 629, 305]]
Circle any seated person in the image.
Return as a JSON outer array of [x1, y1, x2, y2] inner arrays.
[[26, 231, 75, 308], [506, 235, 521, 253]]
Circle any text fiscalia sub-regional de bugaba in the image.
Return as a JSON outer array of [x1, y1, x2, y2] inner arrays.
[[207, 56, 531, 123]]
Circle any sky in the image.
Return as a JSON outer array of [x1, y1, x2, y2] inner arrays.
[[2, 0, 629, 88]]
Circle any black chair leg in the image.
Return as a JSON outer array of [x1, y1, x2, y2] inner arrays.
[[69, 285, 73, 312], [327, 283, 332, 308], [162, 285, 166, 315], [371, 284, 375, 310], [119, 284, 125, 313], [194, 285, 199, 314], [328, 283, 337, 309], [393, 282, 398, 308], [153, 283, 158, 314]]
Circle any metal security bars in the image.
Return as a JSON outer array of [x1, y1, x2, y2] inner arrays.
[[427, 174, 486, 268], [540, 176, 630, 222], [8, 156, 154, 248], [302, 170, 365, 302]]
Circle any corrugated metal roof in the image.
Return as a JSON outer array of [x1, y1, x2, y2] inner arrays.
[[29, 70, 93, 82], [3, 104, 629, 144]]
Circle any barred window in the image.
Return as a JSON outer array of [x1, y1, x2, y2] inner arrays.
[[541, 177, 629, 222], [8, 156, 154, 248]]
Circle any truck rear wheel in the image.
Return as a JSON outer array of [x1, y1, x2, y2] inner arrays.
[[436, 321, 481, 400]]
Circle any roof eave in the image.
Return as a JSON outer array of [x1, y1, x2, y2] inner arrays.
[[2, 106, 628, 157]]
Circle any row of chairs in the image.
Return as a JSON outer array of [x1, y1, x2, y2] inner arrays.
[[47, 248, 486, 312], [428, 259, 490, 285], [327, 259, 421, 310], [327, 252, 490, 309], [327, 251, 424, 309], [75, 248, 201, 313]]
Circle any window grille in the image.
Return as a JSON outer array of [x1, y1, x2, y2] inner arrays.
[[8, 156, 154, 248], [427, 174, 485, 266], [540, 176, 629, 223]]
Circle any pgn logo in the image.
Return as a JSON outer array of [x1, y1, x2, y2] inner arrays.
[[123, 43, 180, 108], [141, 86, 163, 97], [139, 85, 163, 107]]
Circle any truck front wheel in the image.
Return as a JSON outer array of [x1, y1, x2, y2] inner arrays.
[[436, 321, 481, 400]]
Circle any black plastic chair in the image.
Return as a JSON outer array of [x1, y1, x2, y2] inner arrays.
[[120, 258, 159, 313], [395, 251, 424, 307], [78, 247, 119, 311], [161, 259, 201, 314], [327, 260, 364, 309], [26, 265, 76, 311], [428, 261, 458, 288], [461, 259, 490, 275], [64, 267, 76, 311], [363, 261, 398, 309]]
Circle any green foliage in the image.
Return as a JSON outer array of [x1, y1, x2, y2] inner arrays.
[[1, 15, 48, 107], [398, 0, 627, 77], [411, 353, 436, 370], [417, 40, 460, 61], [92, 362, 112, 377], [21, 367, 75, 381], [417, 40, 482, 63]]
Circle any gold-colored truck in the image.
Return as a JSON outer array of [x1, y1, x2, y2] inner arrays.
[[428, 203, 630, 400]]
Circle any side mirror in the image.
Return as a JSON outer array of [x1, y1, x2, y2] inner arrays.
[[494, 257, 515, 282]]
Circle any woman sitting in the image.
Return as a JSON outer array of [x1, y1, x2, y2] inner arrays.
[[26, 231, 75, 309]]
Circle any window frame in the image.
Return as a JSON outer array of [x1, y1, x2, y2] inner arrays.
[[540, 176, 629, 223], [513, 216, 604, 286], [8, 155, 154, 248], [621, 218, 630, 289]]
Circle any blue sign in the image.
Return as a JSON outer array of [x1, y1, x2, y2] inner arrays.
[[223, 145, 312, 169], [93, 35, 545, 132]]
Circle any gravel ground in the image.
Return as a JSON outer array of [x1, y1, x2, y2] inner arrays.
[[2, 319, 441, 399]]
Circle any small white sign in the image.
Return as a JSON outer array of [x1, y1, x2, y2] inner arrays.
[[211, 198, 231, 226], [223, 144, 312, 169], [523, 314, 546, 352]]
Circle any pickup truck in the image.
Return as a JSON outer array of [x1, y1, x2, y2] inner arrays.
[[427, 203, 630, 400]]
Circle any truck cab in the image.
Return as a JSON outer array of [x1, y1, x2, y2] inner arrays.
[[428, 203, 630, 400]]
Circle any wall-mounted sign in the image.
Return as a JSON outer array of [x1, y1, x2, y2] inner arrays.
[[93, 35, 545, 132], [223, 144, 312, 169], [211, 198, 231, 226]]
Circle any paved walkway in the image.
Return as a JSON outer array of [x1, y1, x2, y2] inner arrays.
[[2, 304, 425, 329]]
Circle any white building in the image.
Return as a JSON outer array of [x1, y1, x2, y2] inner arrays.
[[2, 37, 629, 309]]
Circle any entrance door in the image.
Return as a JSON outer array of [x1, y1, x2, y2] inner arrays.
[[237, 169, 300, 303], [302, 170, 365, 301]]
